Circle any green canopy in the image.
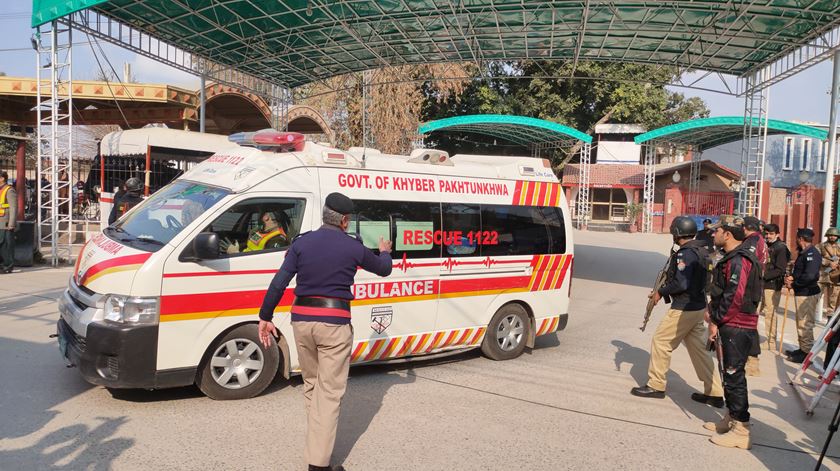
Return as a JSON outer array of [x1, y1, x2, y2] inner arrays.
[[634, 116, 829, 150], [32, 1, 840, 88], [419, 115, 592, 146]]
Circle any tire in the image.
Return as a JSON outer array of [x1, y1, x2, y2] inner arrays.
[[197, 324, 280, 400], [481, 304, 530, 361]]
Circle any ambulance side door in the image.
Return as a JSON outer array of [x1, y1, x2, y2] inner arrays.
[[158, 191, 314, 371], [346, 198, 442, 362]]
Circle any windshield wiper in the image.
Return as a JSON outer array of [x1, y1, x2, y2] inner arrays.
[[136, 236, 164, 246]]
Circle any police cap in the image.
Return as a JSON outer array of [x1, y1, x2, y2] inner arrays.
[[325, 192, 354, 215], [797, 228, 815, 240]]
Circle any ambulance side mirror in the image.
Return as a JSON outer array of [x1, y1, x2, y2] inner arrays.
[[192, 232, 220, 260]]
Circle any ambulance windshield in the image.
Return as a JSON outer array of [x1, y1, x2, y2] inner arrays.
[[105, 181, 228, 251]]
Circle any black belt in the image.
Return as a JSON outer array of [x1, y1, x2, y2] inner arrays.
[[293, 296, 351, 311]]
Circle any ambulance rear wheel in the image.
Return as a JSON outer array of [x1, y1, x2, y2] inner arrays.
[[198, 324, 280, 400], [481, 304, 530, 361]]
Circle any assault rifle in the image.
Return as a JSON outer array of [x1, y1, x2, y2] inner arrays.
[[640, 246, 677, 332]]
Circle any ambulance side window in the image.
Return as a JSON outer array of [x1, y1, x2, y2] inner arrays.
[[481, 205, 551, 256], [542, 206, 567, 254], [349, 199, 442, 259], [441, 203, 480, 256], [201, 197, 306, 258]]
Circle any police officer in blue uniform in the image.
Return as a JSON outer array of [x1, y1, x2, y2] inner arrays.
[[631, 216, 723, 404], [785, 228, 822, 363], [258, 192, 392, 471]]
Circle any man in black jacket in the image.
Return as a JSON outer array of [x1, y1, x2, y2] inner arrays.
[[631, 216, 723, 406], [785, 228, 822, 363], [108, 177, 144, 225], [695, 218, 715, 251], [762, 224, 790, 352]]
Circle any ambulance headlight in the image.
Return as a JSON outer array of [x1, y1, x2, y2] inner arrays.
[[103, 295, 159, 324]]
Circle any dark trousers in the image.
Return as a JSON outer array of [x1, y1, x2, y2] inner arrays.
[[719, 325, 756, 422], [0, 229, 13, 270]]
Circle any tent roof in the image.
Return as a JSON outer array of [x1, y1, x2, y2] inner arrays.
[[32, 1, 840, 88], [634, 116, 829, 150], [419, 114, 592, 146]]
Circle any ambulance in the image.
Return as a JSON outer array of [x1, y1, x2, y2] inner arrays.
[[57, 129, 574, 400]]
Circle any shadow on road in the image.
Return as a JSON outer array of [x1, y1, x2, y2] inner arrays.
[[0, 417, 133, 470], [611, 339, 721, 423], [575, 244, 669, 288], [0, 336, 94, 441], [332, 365, 418, 466]]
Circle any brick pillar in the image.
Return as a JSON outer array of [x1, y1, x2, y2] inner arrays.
[[663, 184, 684, 231], [759, 180, 771, 222]]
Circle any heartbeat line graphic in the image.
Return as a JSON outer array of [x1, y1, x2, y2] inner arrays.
[[394, 253, 533, 273]]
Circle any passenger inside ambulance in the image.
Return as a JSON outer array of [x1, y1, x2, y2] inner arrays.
[[208, 199, 305, 257], [220, 210, 288, 254]]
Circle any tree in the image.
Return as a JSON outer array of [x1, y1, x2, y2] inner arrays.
[[422, 61, 710, 170]]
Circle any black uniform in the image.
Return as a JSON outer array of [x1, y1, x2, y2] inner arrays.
[[764, 239, 790, 291], [108, 190, 143, 225], [695, 229, 715, 251], [792, 245, 822, 296], [658, 239, 709, 311]]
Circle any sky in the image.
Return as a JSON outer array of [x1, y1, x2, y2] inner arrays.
[[1, 0, 837, 126]]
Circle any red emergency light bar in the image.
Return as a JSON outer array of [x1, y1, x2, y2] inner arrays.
[[229, 129, 305, 152]]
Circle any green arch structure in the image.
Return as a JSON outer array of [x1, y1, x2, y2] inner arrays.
[[634, 116, 828, 150], [418, 114, 592, 146]]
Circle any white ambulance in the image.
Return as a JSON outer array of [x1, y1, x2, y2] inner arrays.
[[57, 130, 574, 400]]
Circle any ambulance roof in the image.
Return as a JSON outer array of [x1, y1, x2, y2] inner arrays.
[[179, 141, 557, 194]]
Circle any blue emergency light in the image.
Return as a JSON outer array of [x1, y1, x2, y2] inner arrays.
[[228, 129, 305, 152]]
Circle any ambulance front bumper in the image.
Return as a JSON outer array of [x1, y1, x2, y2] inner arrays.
[[56, 285, 195, 390]]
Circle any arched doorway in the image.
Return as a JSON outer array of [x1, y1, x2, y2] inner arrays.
[[201, 84, 272, 134]]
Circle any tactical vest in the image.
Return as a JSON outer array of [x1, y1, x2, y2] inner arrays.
[[0, 184, 10, 217], [245, 228, 286, 252]]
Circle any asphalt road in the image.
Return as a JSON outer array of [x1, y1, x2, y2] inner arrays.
[[0, 230, 838, 470]]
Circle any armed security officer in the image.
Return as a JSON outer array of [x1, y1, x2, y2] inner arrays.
[[258, 192, 392, 471], [0, 171, 17, 274], [705, 216, 762, 449], [740, 216, 767, 376], [785, 228, 823, 364], [107, 177, 144, 225], [631, 216, 724, 406], [818, 227, 840, 319], [762, 224, 790, 351]]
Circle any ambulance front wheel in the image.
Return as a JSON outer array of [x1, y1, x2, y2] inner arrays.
[[481, 304, 530, 361], [197, 324, 280, 400]]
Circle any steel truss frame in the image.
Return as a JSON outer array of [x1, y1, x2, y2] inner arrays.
[[688, 149, 702, 210], [65, 9, 276, 100], [576, 142, 592, 229], [738, 74, 770, 217], [35, 21, 75, 266], [642, 144, 656, 234]]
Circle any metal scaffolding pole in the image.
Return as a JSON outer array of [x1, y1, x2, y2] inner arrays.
[[35, 21, 74, 266], [643, 144, 656, 233], [738, 73, 770, 217], [199, 74, 206, 133], [577, 142, 591, 229], [819, 53, 840, 325]]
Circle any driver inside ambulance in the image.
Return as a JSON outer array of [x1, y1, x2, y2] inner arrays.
[[220, 210, 288, 254]]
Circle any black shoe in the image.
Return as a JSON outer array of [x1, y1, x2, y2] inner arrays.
[[785, 348, 804, 357], [630, 385, 665, 398], [787, 350, 807, 363], [690, 392, 725, 408], [309, 466, 345, 471]]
